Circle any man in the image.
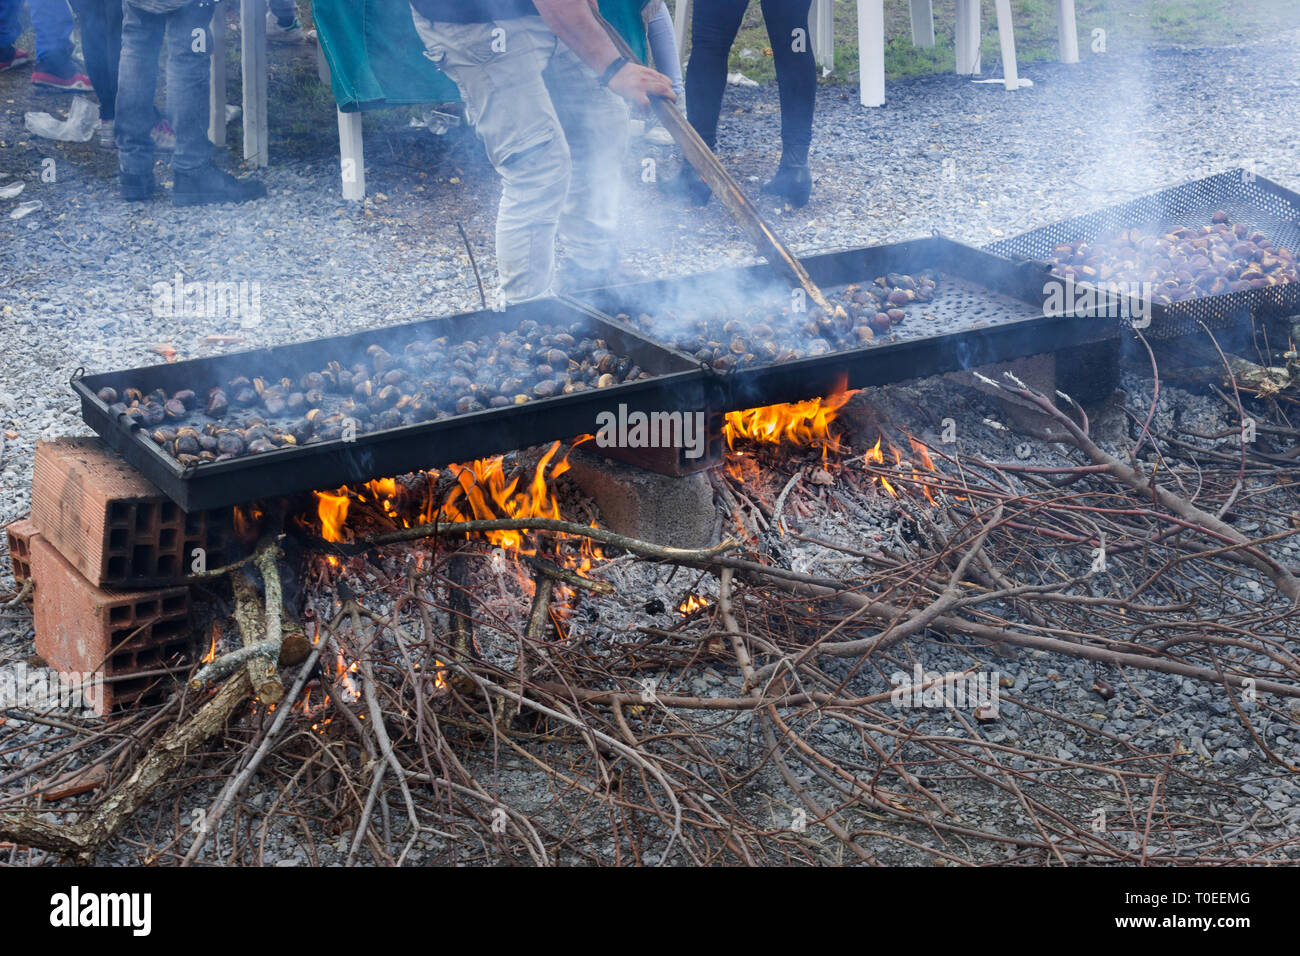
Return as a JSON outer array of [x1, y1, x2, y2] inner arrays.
[[117, 0, 264, 205], [409, 0, 674, 303]]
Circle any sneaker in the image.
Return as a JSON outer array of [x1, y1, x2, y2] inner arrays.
[[98, 118, 115, 150], [32, 70, 92, 92], [0, 46, 33, 71], [266, 11, 306, 44], [151, 119, 175, 151], [172, 164, 267, 206], [644, 125, 675, 147], [120, 171, 156, 201]]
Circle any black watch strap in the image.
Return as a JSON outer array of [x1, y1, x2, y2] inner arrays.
[[599, 56, 629, 88]]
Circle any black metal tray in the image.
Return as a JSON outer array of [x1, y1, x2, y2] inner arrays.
[[984, 170, 1300, 338], [73, 299, 715, 512], [571, 236, 1120, 412]]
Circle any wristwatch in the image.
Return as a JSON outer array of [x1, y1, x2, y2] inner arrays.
[[599, 56, 630, 88]]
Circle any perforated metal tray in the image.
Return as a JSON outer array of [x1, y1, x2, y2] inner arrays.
[[984, 170, 1300, 338]]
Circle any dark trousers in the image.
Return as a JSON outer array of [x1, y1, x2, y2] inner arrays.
[[68, 0, 122, 120], [116, 0, 211, 174], [686, 0, 815, 164]]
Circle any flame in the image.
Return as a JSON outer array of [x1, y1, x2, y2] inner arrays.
[[201, 624, 219, 664], [232, 504, 264, 542], [679, 594, 710, 614], [335, 651, 360, 702], [862, 434, 939, 503], [315, 489, 351, 567], [724, 386, 856, 455], [438, 441, 570, 554]]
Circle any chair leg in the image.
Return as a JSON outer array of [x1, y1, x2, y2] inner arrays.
[[208, 6, 226, 146], [994, 0, 1019, 90], [1057, 0, 1079, 64], [672, 0, 689, 64], [240, 0, 268, 167], [955, 0, 981, 75], [338, 108, 364, 201], [809, 0, 833, 73], [857, 0, 884, 107], [909, 0, 935, 48]]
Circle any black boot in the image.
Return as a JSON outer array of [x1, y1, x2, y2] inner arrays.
[[761, 162, 812, 208], [669, 161, 712, 206], [173, 164, 267, 206], [120, 171, 156, 201]]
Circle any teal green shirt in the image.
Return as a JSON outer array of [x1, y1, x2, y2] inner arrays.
[[598, 0, 652, 65]]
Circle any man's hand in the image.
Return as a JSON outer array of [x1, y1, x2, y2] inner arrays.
[[535, 0, 676, 107], [607, 63, 676, 108]]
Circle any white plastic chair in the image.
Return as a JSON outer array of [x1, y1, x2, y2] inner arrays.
[[668, 0, 1080, 108]]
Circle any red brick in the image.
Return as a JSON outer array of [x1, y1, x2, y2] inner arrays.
[[31, 535, 191, 715], [5, 518, 37, 604], [30, 437, 228, 587]]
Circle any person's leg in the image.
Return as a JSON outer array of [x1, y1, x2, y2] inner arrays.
[[115, 1, 164, 180], [412, 13, 571, 304], [68, 0, 115, 117], [685, 0, 747, 149], [28, 0, 76, 64], [543, 39, 628, 278], [761, 0, 814, 168], [645, 1, 684, 103], [162, 0, 212, 173], [266, 0, 304, 43], [267, 0, 295, 24], [0, 0, 25, 52]]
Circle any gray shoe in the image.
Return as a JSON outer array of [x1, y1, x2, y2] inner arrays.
[[97, 118, 115, 150]]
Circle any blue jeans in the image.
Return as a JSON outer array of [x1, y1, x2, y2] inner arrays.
[[412, 14, 628, 304], [116, 0, 211, 175], [69, 0, 121, 118], [0, 0, 76, 61]]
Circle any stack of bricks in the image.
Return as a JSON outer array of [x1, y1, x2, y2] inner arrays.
[[5, 437, 230, 715]]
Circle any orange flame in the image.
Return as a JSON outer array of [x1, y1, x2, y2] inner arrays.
[[201, 624, 219, 664], [438, 441, 570, 554], [679, 594, 710, 614], [232, 504, 264, 542], [862, 434, 939, 503], [724, 387, 856, 454]]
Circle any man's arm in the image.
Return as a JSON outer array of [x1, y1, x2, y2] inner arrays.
[[533, 0, 676, 107]]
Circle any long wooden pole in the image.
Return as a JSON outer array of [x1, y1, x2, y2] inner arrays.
[[595, 13, 844, 320]]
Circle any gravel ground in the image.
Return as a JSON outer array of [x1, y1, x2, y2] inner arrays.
[[1, 31, 1299, 865]]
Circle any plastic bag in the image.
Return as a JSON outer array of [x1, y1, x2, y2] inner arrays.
[[9, 200, 43, 220], [24, 96, 99, 142]]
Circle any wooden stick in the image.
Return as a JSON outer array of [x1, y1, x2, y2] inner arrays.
[[594, 13, 846, 323]]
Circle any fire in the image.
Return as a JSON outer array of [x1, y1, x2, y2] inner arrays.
[[862, 435, 939, 503], [679, 594, 710, 614], [201, 624, 219, 664], [724, 386, 856, 455], [232, 504, 264, 542], [335, 651, 360, 702], [438, 441, 570, 555]]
